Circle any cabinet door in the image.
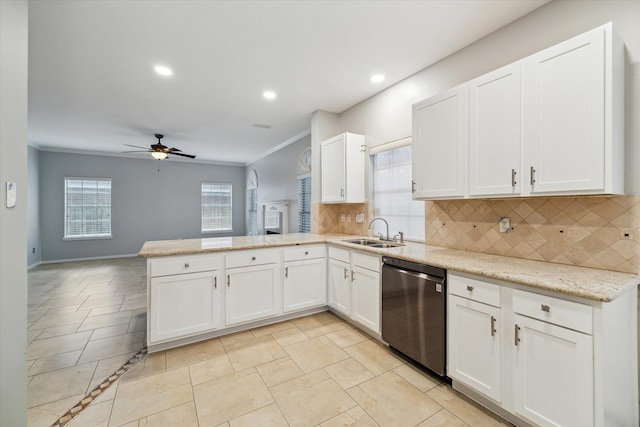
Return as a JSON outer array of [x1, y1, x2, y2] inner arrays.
[[448, 295, 502, 403], [150, 271, 218, 343], [226, 264, 278, 326], [412, 85, 467, 199], [351, 265, 380, 333], [321, 135, 346, 203], [523, 26, 606, 195], [283, 258, 327, 312], [469, 64, 521, 197], [513, 314, 594, 427], [327, 258, 351, 316]]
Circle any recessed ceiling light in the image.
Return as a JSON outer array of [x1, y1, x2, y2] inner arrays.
[[263, 90, 277, 100], [154, 65, 173, 76], [370, 74, 385, 83]]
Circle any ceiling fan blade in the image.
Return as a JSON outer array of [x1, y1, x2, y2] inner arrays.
[[122, 150, 151, 153], [151, 143, 168, 151], [124, 144, 151, 150], [166, 147, 182, 153], [171, 152, 196, 159]]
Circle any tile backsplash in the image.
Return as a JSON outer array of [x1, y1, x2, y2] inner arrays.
[[426, 196, 640, 274], [312, 201, 371, 236]]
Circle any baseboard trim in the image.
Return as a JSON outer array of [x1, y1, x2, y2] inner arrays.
[[39, 253, 140, 264], [28, 261, 42, 270]]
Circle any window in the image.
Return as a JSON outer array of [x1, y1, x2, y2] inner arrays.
[[297, 147, 312, 233], [64, 178, 112, 239], [247, 187, 258, 235], [201, 183, 233, 233], [371, 142, 424, 241]]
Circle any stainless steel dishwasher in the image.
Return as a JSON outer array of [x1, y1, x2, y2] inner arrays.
[[382, 256, 446, 377]]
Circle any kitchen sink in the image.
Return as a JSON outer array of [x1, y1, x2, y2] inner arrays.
[[342, 239, 404, 248]]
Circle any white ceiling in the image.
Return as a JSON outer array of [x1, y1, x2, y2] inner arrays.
[[28, 0, 548, 165]]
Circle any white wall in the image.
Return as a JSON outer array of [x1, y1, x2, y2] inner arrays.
[[0, 1, 28, 424], [316, 0, 640, 195], [27, 146, 41, 267], [245, 135, 311, 233]]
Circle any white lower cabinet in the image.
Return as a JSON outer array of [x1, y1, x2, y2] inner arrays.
[[448, 272, 637, 427], [327, 246, 381, 334], [283, 245, 327, 313]]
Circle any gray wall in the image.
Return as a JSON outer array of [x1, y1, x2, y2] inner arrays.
[[246, 134, 311, 233], [38, 151, 246, 261], [313, 0, 640, 196], [0, 1, 28, 424], [28, 146, 41, 267]]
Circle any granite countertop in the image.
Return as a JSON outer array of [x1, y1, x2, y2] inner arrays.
[[139, 233, 640, 302]]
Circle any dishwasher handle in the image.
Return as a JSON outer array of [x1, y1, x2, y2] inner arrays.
[[385, 265, 445, 285]]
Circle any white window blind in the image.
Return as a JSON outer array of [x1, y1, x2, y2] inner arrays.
[[371, 145, 424, 241], [298, 176, 311, 233], [247, 188, 258, 235], [201, 183, 233, 232], [64, 178, 112, 239]]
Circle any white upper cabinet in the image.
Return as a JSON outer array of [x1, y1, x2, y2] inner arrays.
[[412, 86, 467, 199], [321, 132, 365, 203], [469, 63, 522, 197], [523, 23, 623, 195]]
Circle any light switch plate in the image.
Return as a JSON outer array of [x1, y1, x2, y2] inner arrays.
[[499, 217, 510, 233], [6, 182, 16, 208]]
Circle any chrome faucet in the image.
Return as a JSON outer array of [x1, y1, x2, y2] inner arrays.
[[368, 217, 390, 241]]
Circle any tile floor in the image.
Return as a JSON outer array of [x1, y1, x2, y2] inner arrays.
[[28, 258, 512, 427]]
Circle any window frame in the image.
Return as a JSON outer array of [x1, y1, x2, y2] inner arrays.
[[63, 177, 113, 241], [201, 182, 233, 234]]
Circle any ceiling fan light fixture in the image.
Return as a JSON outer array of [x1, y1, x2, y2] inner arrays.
[[154, 65, 173, 76], [151, 151, 168, 160]]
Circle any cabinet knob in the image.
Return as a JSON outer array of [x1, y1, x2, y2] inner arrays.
[[466, 285, 474, 292], [541, 304, 551, 313], [251, 256, 256, 261], [184, 263, 190, 268], [305, 251, 309, 255]]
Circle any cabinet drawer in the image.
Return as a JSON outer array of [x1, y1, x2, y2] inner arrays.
[[225, 249, 279, 269], [284, 245, 326, 262], [352, 251, 380, 272], [328, 246, 350, 263], [449, 273, 501, 307], [150, 255, 219, 277], [513, 289, 592, 334]]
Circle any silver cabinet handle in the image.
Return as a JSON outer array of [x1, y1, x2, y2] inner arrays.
[[184, 262, 190, 268], [530, 166, 536, 185], [491, 316, 496, 337], [344, 268, 348, 279], [351, 270, 355, 282], [340, 188, 345, 199], [285, 267, 288, 278], [541, 304, 550, 313], [214, 276, 217, 289], [411, 180, 416, 193], [514, 324, 521, 346], [227, 275, 230, 287], [466, 285, 474, 292], [511, 169, 517, 187]]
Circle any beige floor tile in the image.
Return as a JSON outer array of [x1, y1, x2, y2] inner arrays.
[[319, 406, 378, 427], [189, 354, 235, 386], [109, 366, 193, 426], [426, 385, 510, 427], [65, 399, 113, 427], [28, 361, 98, 408], [165, 338, 226, 370], [285, 336, 349, 373], [344, 340, 403, 376], [118, 422, 139, 427], [28, 308, 50, 324], [272, 327, 309, 347], [229, 403, 288, 427], [251, 320, 297, 337], [348, 371, 441, 426], [256, 357, 304, 387], [29, 309, 90, 331], [90, 323, 131, 341], [324, 358, 375, 389], [36, 323, 81, 340], [417, 408, 470, 427], [392, 364, 441, 392], [27, 394, 84, 427], [90, 353, 138, 389], [325, 327, 366, 348], [89, 305, 123, 316], [27, 330, 92, 360], [270, 370, 356, 427], [28, 328, 43, 345], [122, 352, 167, 384], [28, 350, 82, 376], [193, 370, 273, 427], [291, 312, 346, 338], [78, 331, 145, 364], [128, 311, 147, 333], [77, 310, 133, 332], [39, 294, 89, 309], [226, 334, 287, 371], [220, 329, 255, 346], [138, 401, 199, 427], [120, 293, 147, 311], [92, 379, 118, 405], [78, 295, 125, 311]]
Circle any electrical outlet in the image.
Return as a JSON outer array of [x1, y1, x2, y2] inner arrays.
[[499, 217, 511, 233], [340, 214, 346, 222], [355, 214, 364, 223], [32, 248, 36, 254]]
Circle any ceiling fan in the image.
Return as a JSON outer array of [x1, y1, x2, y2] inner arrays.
[[123, 134, 196, 160]]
